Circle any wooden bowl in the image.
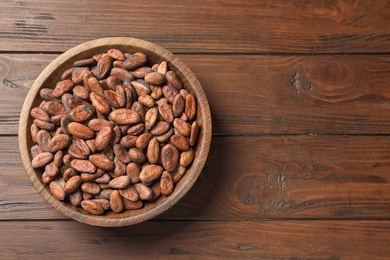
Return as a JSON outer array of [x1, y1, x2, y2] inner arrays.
[[18, 37, 212, 227]]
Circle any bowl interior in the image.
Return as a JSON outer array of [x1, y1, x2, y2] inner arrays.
[[18, 37, 211, 227]]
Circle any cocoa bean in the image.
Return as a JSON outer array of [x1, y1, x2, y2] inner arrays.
[[109, 108, 141, 125], [110, 190, 124, 213], [89, 153, 115, 171], [31, 107, 50, 122], [81, 200, 104, 215], [32, 152, 53, 168], [160, 171, 174, 195], [94, 126, 113, 151], [70, 159, 96, 173], [161, 144, 179, 172], [68, 122, 95, 139], [139, 165, 163, 183]]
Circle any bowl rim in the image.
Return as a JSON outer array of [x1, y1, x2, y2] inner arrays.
[[18, 37, 212, 227]]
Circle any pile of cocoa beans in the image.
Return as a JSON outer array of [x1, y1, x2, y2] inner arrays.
[[29, 49, 199, 215]]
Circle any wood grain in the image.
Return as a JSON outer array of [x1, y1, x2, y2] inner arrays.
[[1, 220, 390, 259], [3, 53, 390, 135], [4, 135, 390, 220], [1, 0, 390, 53]]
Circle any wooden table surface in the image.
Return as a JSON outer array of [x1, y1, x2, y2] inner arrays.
[[2, 0, 390, 258]]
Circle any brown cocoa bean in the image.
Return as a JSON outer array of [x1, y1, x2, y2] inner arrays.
[[166, 71, 183, 91], [123, 198, 143, 210], [160, 171, 174, 195], [31, 124, 39, 143], [107, 49, 125, 60], [170, 134, 189, 151], [110, 190, 124, 213], [157, 61, 168, 75], [40, 88, 56, 101], [120, 135, 138, 149], [124, 52, 147, 70], [150, 85, 163, 100], [128, 148, 146, 164], [110, 67, 133, 82], [32, 152, 53, 168], [126, 123, 145, 136], [63, 167, 78, 181], [36, 129, 51, 152], [119, 185, 139, 202], [131, 101, 145, 121], [109, 126, 122, 146], [132, 66, 153, 79], [64, 175, 82, 193], [126, 162, 140, 183], [45, 161, 59, 178], [42, 101, 66, 116], [94, 126, 113, 151], [71, 159, 96, 173], [171, 165, 186, 183], [180, 148, 194, 167], [31, 107, 50, 122], [138, 94, 155, 108], [50, 115, 63, 126], [161, 144, 179, 172], [158, 103, 174, 123], [156, 127, 174, 143], [33, 119, 55, 131], [145, 72, 164, 85], [111, 157, 126, 177], [185, 94, 197, 120], [68, 138, 90, 159], [87, 76, 104, 95], [31, 144, 43, 158], [61, 67, 74, 81], [109, 175, 130, 189], [72, 67, 90, 84], [68, 122, 95, 139], [189, 121, 200, 146], [150, 121, 170, 136], [47, 134, 71, 153], [89, 153, 115, 171], [73, 86, 90, 100], [131, 79, 151, 96], [146, 137, 160, 165], [70, 104, 95, 123], [173, 118, 191, 136], [133, 183, 152, 200], [136, 133, 152, 149], [92, 53, 112, 80], [90, 92, 111, 115], [73, 58, 97, 67], [145, 107, 158, 129], [109, 108, 141, 125], [93, 198, 110, 210], [68, 189, 82, 206], [139, 165, 163, 183], [88, 118, 112, 131], [81, 182, 101, 195], [50, 180, 66, 200], [60, 116, 72, 135], [113, 144, 131, 164], [95, 173, 111, 184], [53, 79, 75, 97], [81, 200, 104, 215], [172, 94, 185, 117], [162, 85, 179, 104], [149, 182, 161, 201]]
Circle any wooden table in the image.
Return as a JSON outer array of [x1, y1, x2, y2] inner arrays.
[[2, 1, 390, 258]]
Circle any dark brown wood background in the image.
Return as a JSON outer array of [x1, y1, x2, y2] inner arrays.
[[2, 0, 390, 258]]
